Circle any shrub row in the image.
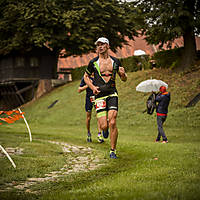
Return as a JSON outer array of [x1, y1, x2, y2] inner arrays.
[[152, 47, 183, 69], [71, 55, 152, 80]]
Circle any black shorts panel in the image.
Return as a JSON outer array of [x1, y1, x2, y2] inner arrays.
[[107, 96, 118, 111], [85, 97, 93, 112], [95, 95, 118, 114]]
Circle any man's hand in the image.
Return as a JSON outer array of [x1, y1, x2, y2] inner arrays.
[[118, 67, 127, 82], [83, 72, 100, 95], [78, 85, 88, 93], [92, 86, 100, 95]]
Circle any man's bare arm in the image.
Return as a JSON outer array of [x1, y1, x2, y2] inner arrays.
[[77, 85, 88, 93], [83, 72, 100, 95], [118, 67, 127, 82]]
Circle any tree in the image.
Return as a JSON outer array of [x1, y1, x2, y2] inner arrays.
[[0, 0, 137, 58], [133, 0, 200, 70]]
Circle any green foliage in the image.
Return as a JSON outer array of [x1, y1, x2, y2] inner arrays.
[[71, 66, 87, 81], [121, 56, 141, 72], [134, 0, 200, 45], [120, 55, 151, 72], [152, 47, 183, 69], [0, 0, 137, 56], [132, 0, 199, 69]]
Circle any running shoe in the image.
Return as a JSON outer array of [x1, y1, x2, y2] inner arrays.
[[87, 136, 92, 142], [102, 129, 109, 138], [110, 150, 117, 159], [162, 140, 168, 143], [97, 135, 104, 143]]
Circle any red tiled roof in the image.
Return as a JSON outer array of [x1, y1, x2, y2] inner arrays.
[[58, 36, 200, 70]]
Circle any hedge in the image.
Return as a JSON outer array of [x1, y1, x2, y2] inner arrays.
[[71, 47, 184, 81]]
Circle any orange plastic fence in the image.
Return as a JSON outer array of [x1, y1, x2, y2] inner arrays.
[[0, 110, 24, 125]]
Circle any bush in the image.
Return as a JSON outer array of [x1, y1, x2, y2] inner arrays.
[[71, 48, 185, 81], [152, 47, 183, 69], [71, 55, 152, 81], [71, 66, 87, 81], [120, 55, 150, 72]]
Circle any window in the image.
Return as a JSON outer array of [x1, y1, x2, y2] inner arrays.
[[1, 58, 13, 69], [30, 57, 39, 67], [15, 57, 25, 67]]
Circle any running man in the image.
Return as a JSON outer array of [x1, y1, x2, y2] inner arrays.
[[78, 76, 104, 143], [84, 37, 127, 158]]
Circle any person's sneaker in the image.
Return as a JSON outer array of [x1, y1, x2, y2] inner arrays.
[[97, 135, 104, 143], [87, 136, 92, 142], [110, 150, 117, 159], [162, 140, 168, 143], [102, 129, 109, 138], [155, 139, 160, 143]]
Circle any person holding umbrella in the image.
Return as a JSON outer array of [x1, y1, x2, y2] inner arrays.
[[136, 79, 170, 143], [155, 86, 170, 143]]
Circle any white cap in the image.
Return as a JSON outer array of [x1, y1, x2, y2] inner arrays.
[[95, 37, 109, 45]]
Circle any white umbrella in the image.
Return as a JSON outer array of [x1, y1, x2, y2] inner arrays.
[[136, 79, 168, 92], [134, 50, 146, 56]]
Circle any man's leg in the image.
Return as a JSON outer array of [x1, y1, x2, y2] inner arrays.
[[106, 95, 118, 158], [85, 97, 93, 142], [156, 116, 161, 141], [97, 119, 101, 133], [157, 115, 167, 142], [97, 115, 104, 143], [86, 111, 92, 142], [161, 116, 168, 142], [95, 97, 109, 138], [108, 110, 118, 150], [86, 111, 92, 133], [98, 115, 108, 131]]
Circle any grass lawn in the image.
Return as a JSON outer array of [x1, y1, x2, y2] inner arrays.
[[0, 68, 200, 200]]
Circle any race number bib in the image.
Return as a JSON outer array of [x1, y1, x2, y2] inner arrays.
[[95, 99, 106, 111], [90, 96, 95, 103]]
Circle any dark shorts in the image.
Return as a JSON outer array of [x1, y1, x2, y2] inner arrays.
[[85, 96, 95, 112], [95, 93, 118, 118]]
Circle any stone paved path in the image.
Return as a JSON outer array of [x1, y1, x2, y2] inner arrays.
[[0, 140, 105, 193]]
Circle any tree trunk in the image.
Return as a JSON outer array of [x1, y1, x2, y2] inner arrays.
[[179, 28, 197, 71]]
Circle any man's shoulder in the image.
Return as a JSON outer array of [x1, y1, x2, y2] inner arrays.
[[86, 57, 99, 74], [163, 92, 170, 97], [110, 56, 120, 62], [80, 76, 85, 86], [165, 92, 171, 100], [89, 56, 99, 64], [110, 56, 121, 66], [157, 93, 170, 101]]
